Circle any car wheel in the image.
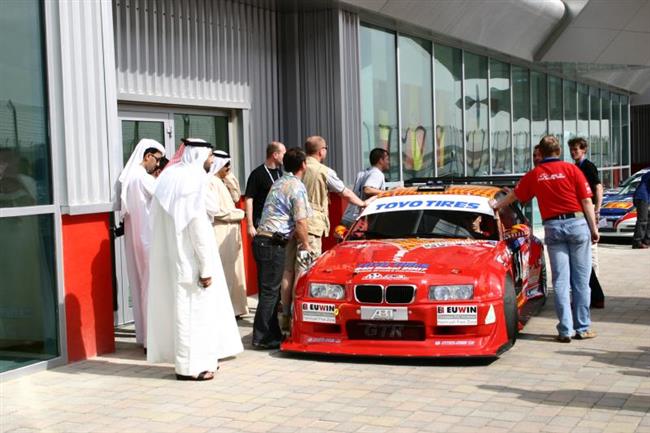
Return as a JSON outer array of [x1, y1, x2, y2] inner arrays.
[[503, 275, 518, 346], [539, 255, 548, 304]]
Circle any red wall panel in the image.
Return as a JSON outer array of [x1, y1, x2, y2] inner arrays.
[[62, 213, 115, 362]]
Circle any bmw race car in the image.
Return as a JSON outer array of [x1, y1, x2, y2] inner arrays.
[[600, 177, 641, 238], [281, 183, 547, 358]]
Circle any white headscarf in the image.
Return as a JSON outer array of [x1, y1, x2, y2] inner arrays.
[[153, 140, 213, 233], [118, 139, 165, 217], [211, 150, 230, 174], [205, 150, 231, 216]]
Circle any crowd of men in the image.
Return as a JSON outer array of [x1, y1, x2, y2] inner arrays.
[[117, 131, 646, 380]]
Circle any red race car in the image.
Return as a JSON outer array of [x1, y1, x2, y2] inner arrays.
[[281, 183, 546, 358]]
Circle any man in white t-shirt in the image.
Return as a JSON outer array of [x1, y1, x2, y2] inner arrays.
[[341, 148, 390, 227]]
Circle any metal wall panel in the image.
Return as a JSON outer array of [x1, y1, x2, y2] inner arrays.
[[113, 0, 280, 168], [57, 0, 118, 211], [631, 105, 650, 167]]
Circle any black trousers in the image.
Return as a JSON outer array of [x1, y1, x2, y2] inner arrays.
[[633, 199, 650, 245], [590, 268, 604, 305], [252, 235, 285, 345]]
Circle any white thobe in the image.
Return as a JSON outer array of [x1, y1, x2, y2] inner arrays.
[[123, 165, 155, 346], [146, 199, 244, 376]]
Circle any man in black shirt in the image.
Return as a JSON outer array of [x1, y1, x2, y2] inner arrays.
[[244, 141, 286, 237], [569, 137, 605, 308]]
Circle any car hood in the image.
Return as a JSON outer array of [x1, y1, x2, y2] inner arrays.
[[305, 238, 507, 286]]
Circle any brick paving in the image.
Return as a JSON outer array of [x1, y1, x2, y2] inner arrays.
[[2, 243, 649, 433]]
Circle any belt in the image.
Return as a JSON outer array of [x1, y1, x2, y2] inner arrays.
[[543, 212, 584, 223], [255, 231, 289, 247]]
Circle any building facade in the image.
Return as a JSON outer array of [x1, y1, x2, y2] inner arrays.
[[1, 0, 646, 376]]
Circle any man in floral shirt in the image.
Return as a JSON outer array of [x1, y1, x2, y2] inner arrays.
[[251, 148, 312, 349]]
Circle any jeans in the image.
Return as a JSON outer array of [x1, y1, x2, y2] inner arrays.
[[252, 236, 286, 345], [633, 199, 649, 245], [544, 218, 592, 337]]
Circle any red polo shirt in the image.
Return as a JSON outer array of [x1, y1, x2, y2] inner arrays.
[[515, 159, 592, 220]]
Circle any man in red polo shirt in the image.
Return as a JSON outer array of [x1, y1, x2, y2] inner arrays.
[[493, 135, 599, 343]]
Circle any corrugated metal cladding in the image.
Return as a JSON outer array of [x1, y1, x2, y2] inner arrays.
[[57, 0, 117, 210], [279, 9, 362, 183], [631, 105, 650, 168], [113, 0, 280, 162]]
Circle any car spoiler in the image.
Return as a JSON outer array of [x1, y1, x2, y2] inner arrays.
[[405, 175, 523, 189]]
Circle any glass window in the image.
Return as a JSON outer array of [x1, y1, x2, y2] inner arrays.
[[531, 71, 547, 149], [399, 35, 433, 180], [621, 96, 630, 165], [601, 168, 612, 189], [434, 45, 464, 176], [548, 76, 563, 153], [611, 94, 621, 166], [360, 26, 399, 182], [601, 90, 611, 167], [121, 120, 165, 165], [0, 0, 51, 206], [563, 80, 576, 162], [174, 114, 228, 152], [577, 83, 589, 143], [589, 87, 601, 166], [490, 59, 511, 174], [512, 66, 530, 173], [0, 214, 58, 373], [464, 53, 489, 176]]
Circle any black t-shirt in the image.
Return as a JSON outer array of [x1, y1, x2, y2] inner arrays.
[[576, 158, 601, 204], [244, 163, 282, 227]]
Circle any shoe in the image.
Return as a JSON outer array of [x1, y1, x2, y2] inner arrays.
[[251, 341, 281, 350], [176, 371, 215, 381], [591, 300, 605, 309], [555, 335, 571, 343], [632, 243, 649, 249], [574, 330, 597, 340]]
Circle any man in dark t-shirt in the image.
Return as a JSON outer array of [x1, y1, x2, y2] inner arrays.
[[569, 137, 605, 308], [244, 141, 286, 237]]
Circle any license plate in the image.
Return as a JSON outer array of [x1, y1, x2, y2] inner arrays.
[[360, 306, 408, 321]]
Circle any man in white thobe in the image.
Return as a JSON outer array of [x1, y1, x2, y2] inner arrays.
[[147, 138, 243, 381], [117, 138, 165, 348]]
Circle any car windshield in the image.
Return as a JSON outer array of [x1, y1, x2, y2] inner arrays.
[[347, 209, 499, 241], [619, 178, 641, 195]]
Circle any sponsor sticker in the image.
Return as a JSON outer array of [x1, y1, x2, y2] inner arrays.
[[434, 340, 476, 346], [360, 306, 408, 321], [361, 273, 408, 281], [361, 194, 494, 218], [354, 261, 429, 273], [301, 302, 337, 324], [436, 305, 478, 326], [305, 336, 342, 344]]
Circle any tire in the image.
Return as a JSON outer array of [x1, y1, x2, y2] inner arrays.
[[503, 275, 519, 346]]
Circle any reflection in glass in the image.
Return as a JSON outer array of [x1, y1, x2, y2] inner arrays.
[[0, 0, 51, 206], [490, 59, 511, 174], [512, 66, 530, 172], [464, 53, 488, 176], [601, 90, 610, 167], [121, 120, 165, 165], [531, 71, 547, 148], [563, 80, 576, 161], [577, 83, 589, 143], [611, 94, 621, 166], [174, 114, 228, 152], [399, 35, 433, 180], [548, 76, 563, 154], [589, 87, 601, 166], [601, 168, 612, 189], [434, 45, 464, 176], [622, 96, 629, 166], [360, 25, 399, 181], [0, 215, 58, 373]]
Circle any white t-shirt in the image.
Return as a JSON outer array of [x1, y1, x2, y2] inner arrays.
[[341, 166, 385, 226]]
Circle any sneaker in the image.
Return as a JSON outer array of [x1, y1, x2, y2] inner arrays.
[[574, 330, 597, 340], [555, 335, 571, 343]]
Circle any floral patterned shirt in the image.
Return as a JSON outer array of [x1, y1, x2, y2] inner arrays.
[[257, 173, 312, 237]]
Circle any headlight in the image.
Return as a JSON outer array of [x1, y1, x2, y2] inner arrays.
[[428, 285, 473, 300], [309, 283, 345, 300]]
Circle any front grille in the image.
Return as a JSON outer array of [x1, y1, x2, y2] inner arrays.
[[346, 320, 425, 341], [385, 285, 415, 304], [355, 285, 383, 303]]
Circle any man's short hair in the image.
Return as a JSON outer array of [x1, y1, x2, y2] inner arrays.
[[266, 141, 284, 158], [143, 147, 161, 158], [568, 137, 588, 150], [283, 147, 306, 174], [305, 136, 325, 155], [369, 148, 388, 165], [538, 135, 561, 158]]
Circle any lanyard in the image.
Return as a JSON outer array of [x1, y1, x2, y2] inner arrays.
[[264, 165, 279, 184]]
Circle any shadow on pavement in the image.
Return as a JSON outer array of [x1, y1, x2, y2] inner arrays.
[[270, 350, 497, 367], [478, 384, 650, 413], [556, 346, 650, 370]]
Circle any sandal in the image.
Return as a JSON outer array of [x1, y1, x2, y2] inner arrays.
[[176, 370, 215, 381]]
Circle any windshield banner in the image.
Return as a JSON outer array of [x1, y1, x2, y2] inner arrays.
[[361, 194, 494, 217]]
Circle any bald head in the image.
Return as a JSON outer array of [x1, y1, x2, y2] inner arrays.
[[305, 136, 327, 161]]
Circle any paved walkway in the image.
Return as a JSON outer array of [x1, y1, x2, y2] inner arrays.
[[2, 243, 649, 433]]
